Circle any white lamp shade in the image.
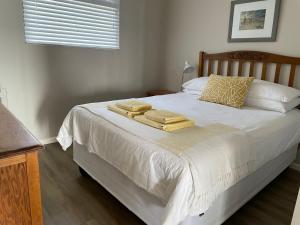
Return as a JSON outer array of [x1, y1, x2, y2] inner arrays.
[[183, 61, 195, 73]]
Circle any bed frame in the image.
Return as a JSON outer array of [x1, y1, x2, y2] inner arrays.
[[75, 142, 297, 225], [198, 51, 300, 87], [75, 50, 300, 225]]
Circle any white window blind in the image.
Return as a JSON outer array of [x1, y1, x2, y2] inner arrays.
[[23, 0, 120, 49]]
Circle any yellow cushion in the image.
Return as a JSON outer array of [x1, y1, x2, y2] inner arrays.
[[200, 75, 254, 108]]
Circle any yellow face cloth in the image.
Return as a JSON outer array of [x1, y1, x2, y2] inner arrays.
[[134, 115, 194, 132], [144, 110, 187, 124], [200, 74, 254, 108], [116, 100, 152, 112], [107, 105, 146, 118]]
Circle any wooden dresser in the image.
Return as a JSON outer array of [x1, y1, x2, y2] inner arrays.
[[0, 104, 43, 225]]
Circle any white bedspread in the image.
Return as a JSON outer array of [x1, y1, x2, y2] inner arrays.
[[57, 93, 300, 225]]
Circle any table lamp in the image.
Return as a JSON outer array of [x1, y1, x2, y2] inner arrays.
[[181, 61, 195, 91]]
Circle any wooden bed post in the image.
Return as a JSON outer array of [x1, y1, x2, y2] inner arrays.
[[198, 51, 205, 77]]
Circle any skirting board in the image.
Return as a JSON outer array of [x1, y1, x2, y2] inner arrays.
[[290, 163, 300, 172], [40, 137, 57, 145]]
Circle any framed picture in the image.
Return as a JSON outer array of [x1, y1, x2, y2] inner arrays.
[[228, 0, 281, 42]]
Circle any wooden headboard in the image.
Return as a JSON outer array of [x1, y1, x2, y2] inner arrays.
[[198, 51, 300, 87]]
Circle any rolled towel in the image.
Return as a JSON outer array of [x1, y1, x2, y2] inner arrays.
[[108, 105, 147, 118], [134, 115, 194, 132], [116, 100, 152, 112], [144, 110, 187, 124]]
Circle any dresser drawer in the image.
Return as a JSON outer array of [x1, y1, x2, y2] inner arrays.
[[0, 154, 31, 225], [0, 151, 42, 225], [0, 104, 43, 225]]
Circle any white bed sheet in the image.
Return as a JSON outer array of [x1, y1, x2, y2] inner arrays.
[[57, 93, 300, 225], [73, 142, 297, 225]]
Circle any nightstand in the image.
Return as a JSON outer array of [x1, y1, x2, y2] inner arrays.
[[147, 90, 176, 97]]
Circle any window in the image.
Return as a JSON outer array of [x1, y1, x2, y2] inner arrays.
[[23, 0, 120, 49]]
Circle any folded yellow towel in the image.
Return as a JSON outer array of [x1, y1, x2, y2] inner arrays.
[[116, 100, 152, 112], [107, 105, 146, 118], [134, 115, 194, 132], [144, 110, 187, 124]]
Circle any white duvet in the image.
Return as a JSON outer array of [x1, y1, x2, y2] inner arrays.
[[57, 93, 300, 225]]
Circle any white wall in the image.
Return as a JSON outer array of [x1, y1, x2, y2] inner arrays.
[[161, 0, 300, 91], [161, 0, 300, 164], [0, 0, 164, 142]]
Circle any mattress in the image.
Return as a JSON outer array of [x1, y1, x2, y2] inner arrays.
[[57, 93, 300, 225]]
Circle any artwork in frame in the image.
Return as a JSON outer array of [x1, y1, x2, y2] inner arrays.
[[228, 0, 281, 42]]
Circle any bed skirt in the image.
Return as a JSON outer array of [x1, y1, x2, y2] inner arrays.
[[73, 141, 297, 225]]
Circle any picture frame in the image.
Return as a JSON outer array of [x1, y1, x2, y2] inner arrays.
[[228, 0, 281, 42]]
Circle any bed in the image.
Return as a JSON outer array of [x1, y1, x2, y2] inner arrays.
[[57, 51, 300, 225]]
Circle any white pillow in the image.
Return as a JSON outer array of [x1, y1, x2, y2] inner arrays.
[[245, 97, 300, 113], [183, 77, 300, 103], [247, 80, 300, 102], [182, 77, 208, 91], [182, 88, 202, 96]]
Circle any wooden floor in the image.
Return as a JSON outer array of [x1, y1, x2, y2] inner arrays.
[[40, 143, 300, 225]]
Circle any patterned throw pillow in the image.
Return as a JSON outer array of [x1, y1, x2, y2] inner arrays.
[[200, 74, 255, 108]]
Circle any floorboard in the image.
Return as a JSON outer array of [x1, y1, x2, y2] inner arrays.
[[40, 143, 300, 225]]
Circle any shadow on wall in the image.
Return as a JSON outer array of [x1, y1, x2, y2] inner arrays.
[[36, 45, 147, 139]]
